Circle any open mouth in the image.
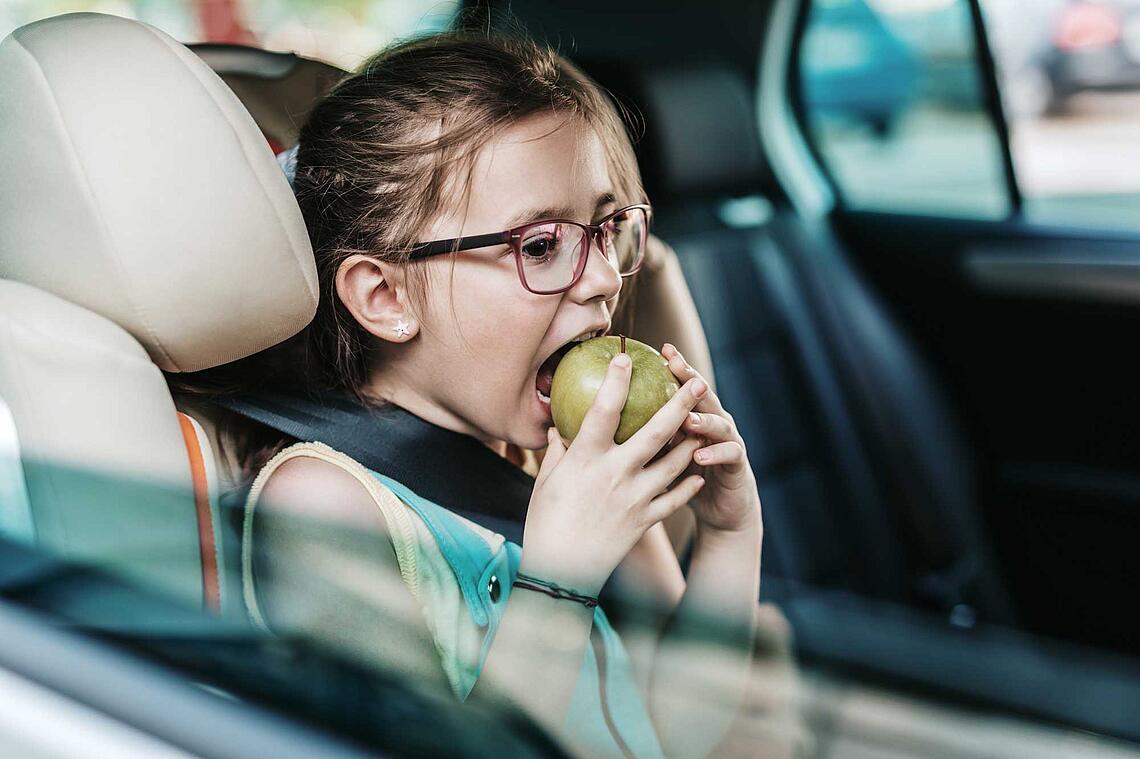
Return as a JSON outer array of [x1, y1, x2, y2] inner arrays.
[[535, 327, 608, 405]]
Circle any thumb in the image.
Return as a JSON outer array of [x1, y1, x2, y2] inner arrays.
[[535, 426, 567, 485]]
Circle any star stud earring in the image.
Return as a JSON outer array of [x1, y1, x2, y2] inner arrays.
[[394, 319, 411, 338]]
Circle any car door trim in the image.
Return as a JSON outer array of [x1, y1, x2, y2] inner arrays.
[[966, 245, 1140, 303], [758, 0, 834, 219]]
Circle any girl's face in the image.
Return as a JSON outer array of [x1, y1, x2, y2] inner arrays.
[[374, 112, 625, 450]]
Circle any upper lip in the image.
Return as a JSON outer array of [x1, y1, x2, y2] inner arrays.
[[540, 321, 611, 369], [571, 322, 611, 343]]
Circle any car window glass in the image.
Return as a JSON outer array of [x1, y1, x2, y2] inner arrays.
[[0, 0, 458, 69], [798, 0, 1010, 218], [982, 0, 1140, 230]]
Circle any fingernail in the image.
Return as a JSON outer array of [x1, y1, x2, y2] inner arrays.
[[695, 476, 706, 488], [692, 378, 707, 397], [688, 412, 700, 426], [663, 342, 674, 355], [695, 451, 708, 464], [613, 353, 631, 368]]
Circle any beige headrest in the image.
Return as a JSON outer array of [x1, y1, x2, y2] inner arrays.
[[0, 13, 318, 372]]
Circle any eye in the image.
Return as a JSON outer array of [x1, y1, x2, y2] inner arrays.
[[606, 212, 629, 236], [520, 235, 556, 261], [520, 225, 562, 262]]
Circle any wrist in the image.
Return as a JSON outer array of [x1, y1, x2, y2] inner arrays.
[[517, 554, 606, 598], [514, 573, 599, 608], [694, 504, 762, 544]]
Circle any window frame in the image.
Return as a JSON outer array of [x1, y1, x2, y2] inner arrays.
[[787, 0, 1024, 219]]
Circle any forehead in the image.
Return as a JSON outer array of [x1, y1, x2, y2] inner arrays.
[[464, 113, 612, 227]]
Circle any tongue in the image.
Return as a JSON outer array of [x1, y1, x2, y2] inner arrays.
[[536, 368, 554, 397], [536, 345, 571, 397], [536, 355, 558, 397]]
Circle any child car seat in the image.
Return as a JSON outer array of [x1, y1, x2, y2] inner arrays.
[[0, 12, 318, 617]]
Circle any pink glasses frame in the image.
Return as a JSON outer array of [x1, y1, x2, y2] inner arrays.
[[407, 204, 652, 294]]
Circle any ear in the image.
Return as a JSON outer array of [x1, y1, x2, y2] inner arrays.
[[335, 255, 419, 343]]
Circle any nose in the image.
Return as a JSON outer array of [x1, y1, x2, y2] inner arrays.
[[568, 232, 622, 304]]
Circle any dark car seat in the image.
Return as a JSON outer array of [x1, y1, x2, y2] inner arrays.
[[583, 58, 1016, 626]]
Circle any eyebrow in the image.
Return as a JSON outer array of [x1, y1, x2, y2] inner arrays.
[[505, 192, 617, 228]]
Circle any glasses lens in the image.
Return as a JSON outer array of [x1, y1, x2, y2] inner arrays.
[[605, 207, 648, 275], [517, 222, 588, 292]]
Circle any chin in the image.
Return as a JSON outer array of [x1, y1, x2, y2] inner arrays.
[[513, 403, 556, 452], [480, 400, 549, 455], [506, 419, 552, 453], [523, 426, 553, 451]]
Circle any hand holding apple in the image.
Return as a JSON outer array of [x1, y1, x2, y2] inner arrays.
[[521, 351, 709, 595], [550, 335, 680, 444], [662, 343, 762, 535]]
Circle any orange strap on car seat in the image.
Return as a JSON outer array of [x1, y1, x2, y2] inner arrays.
[[177, 413, 221, 614]]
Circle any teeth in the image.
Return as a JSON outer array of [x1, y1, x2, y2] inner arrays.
[[572, 330, 597, 343], [537, 389, 551, 403]]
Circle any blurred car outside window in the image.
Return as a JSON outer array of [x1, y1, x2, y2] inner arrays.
[[983, 0, 1140, 231], [0, 0, 458, 70], [798, 0, 1011, 219]]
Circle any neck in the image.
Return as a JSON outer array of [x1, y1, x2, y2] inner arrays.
[[363, 369, 506, 456]]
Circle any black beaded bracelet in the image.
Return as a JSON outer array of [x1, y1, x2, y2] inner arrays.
[[512, 573, 599, 609]]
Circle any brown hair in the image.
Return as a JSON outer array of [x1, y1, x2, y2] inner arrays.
[[174, 30, 645, 479], [294, 30, 645, 396]]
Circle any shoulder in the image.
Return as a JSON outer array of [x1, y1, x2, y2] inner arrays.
[[242, 445, 450, 688], [253, 442, 393, 537]]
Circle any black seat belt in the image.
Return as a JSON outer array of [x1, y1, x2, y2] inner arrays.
[[213, 392, 528, 544]]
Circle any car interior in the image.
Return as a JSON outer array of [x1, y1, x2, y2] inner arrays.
[[2, 1, 1140, 757]]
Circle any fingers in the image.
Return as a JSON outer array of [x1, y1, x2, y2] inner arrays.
[[573, 352, 632, 450], [682, 411, 735, 443], [640, 436, 703, 497], [534, 426, 566, 485], [693, 440, 747, 472], [646, 474, 705, 525], [626, 376, 708, 465], [662, 343, 726, 416]]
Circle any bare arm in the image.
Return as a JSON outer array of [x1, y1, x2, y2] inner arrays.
[[645, 345, 765, 759], [256, 456, 598, 745], [651, 516, 762, 758], [608, 515, 804, 759], [252, 457, 451, 690], [467, 583, 596, 734], [604, 522, 687, 693]]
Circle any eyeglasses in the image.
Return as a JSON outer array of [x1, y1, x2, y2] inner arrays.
[[408, 204, 651, 295]]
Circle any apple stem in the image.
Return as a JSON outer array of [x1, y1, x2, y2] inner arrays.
[[620, 334, 627, 354]]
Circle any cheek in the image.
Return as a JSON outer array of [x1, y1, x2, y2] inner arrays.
[[427, 259, 553, 367]]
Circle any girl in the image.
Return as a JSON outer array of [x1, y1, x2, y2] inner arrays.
[[225, 30, 763, 759]]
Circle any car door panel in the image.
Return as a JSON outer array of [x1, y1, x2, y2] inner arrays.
[[832, 209, 1140, 652]]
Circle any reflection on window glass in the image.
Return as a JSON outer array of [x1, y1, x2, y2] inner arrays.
[[983, 0, 1140, 230], [800, 0, 1010, 218], [0, 0, 458, 70]]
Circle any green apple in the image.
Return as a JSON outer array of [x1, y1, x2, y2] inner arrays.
[[550, 335, 680, 444]]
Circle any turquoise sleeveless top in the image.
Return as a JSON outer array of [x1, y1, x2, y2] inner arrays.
[[371, 470, 666, 759], [242, 441, 664, 759]]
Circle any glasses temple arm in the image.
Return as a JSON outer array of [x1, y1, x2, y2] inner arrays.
[[408, 231, 512, 260]]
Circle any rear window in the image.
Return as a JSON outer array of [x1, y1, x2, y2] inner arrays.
[[0, 0, 458, 69], [797, 0, 1011, 218]]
